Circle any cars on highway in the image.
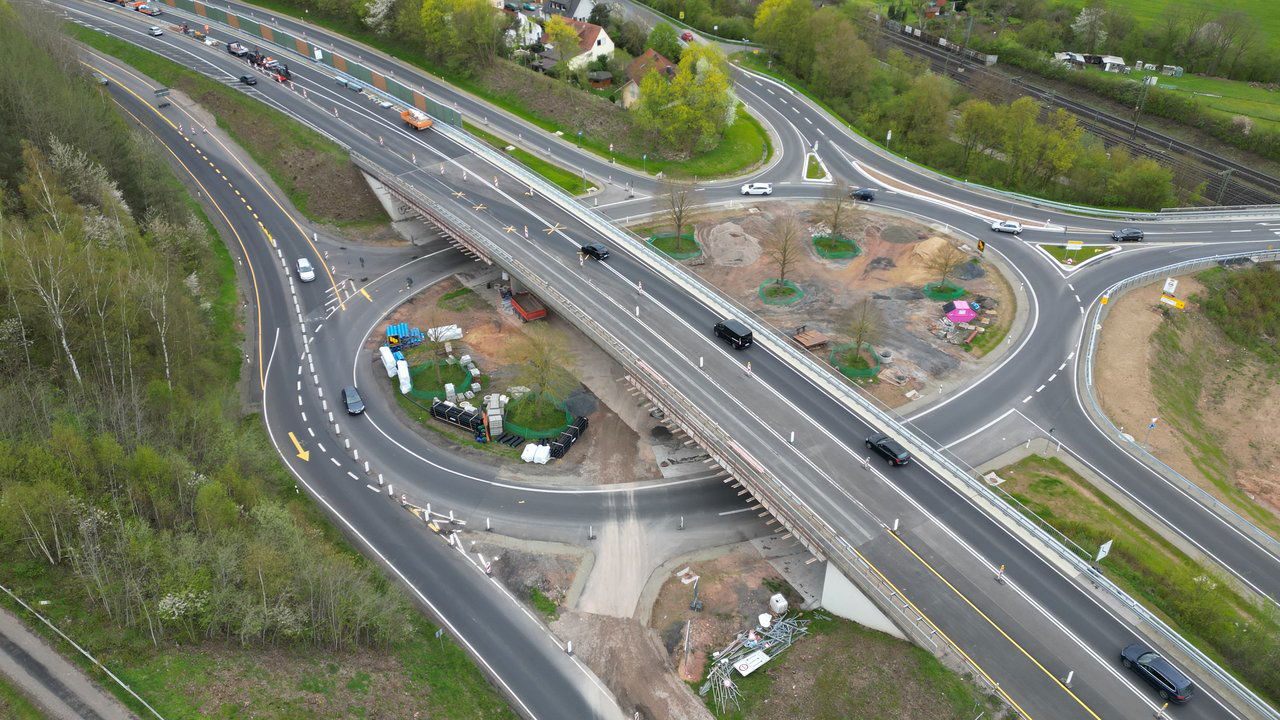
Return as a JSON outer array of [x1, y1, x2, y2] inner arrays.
[[580, 243, 609, 260], [341, 386, 366, 415], [713, 319, 753, 350], [850, 187, 875, 201], [740, 182, 773, 196], [147, 25, 163, 36], [296, 257, 316, 282], [1120, 643, 1195, 704], [239, 75, 257, 85], [1111, 227, 1145, 242], [866, 433, 911, 466], [990, 220, 1023, 234]]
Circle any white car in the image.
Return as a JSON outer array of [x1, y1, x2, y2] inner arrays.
[[296, 257, 316, 282], [990, 220, 1023, 234], [148, 26, 163, 36], [740, 182, 773, 196]]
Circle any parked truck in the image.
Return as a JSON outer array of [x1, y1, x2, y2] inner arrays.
[[401, 109, 434, 131], [511, 292, 546, 322], [226, 42, 248, 57]]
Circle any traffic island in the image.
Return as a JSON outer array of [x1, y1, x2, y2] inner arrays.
[[1039, 242, 1117, 268]]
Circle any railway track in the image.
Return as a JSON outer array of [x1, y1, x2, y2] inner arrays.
[[874, 27, 1280, 207]]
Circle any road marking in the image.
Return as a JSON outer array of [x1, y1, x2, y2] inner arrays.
[[317, 443, 327, 453], [361, 288, 373, 301], [296, 381, 301, 391], [1048, 373, 1057, 382], [1036, 384, 1045, 392], [1067, 351, 1075, 360], [330, 457, 341, 466], [347, 471, 360, 480], [804, 117, 812, 124], [307, 427, 315, 437], [1074, 294, 1080, 303], [365, 484, 381, 492], [1058, 363, 1066, 371], [718, 507, 754, 516], [1079, 306, 1085, 314], [1231, 229, 1250, 233], [1067, 284, 1074, 291], [297, 395, 302, 406], [301, 412, 307, 422], [287, 432, 310, 461], [1022, 395, 1032, 403]]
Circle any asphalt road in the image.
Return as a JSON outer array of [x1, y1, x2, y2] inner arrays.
[[59, 3, 1280, 719]]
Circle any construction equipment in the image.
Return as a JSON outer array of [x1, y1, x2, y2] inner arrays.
[[401, 109, 434, 131], [510, 292, 547, 322]]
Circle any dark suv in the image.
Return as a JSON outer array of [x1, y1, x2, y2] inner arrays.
[[866, 433, 911, 466], [581, 243, 609, 260], [1121, 644, 1195, 704], [1111, 227, 1144, 242], [341, 386, 366, 415], [850, 187, 875, 201], [713, 319, 753, 350]]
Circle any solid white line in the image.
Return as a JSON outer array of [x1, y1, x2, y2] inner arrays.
[[718, 507, 754, 516], [940, 408, 1016, 450]]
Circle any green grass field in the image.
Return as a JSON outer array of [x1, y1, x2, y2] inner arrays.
[[464, 122, 597, 195], [0, 673, 46, 720], [1040, 243, 1115, 265], [1131, 70, 1280, 131]]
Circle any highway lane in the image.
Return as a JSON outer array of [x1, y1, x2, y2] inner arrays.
[[67, 5, 1278, 718], [87, 51, 637, 720]]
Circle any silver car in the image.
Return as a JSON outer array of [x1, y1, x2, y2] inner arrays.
[[740, 182, 773, 196], [990, 220, 1023, 234], [296, 257, 316, 282]]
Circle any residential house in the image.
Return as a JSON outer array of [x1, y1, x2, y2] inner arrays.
[[542, 18, 613, 71], [505, 10, 542, 48], [619, 48, 675, 109], [544, 0, 595, 22]]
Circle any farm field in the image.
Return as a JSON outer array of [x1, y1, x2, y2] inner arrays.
[[1134, 70, 1280, 131]]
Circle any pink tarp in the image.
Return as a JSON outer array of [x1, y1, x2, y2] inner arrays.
[[943, 300, 977, 323]]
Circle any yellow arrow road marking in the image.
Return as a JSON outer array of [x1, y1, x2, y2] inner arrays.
[[288, 432, 310, 461]]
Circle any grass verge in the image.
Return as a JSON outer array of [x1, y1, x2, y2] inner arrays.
[[0, 671, 46, 720], [1040, 243, 1115, 265], [71, 26, 384, 226], [464, 122, 597, 195], [528, 587, 558, 620], [704, 612, 1004, 720], [993, 454, 1280, 703]]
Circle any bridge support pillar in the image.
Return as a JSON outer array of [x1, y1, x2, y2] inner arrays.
[[820, 561, 906, 640], [360, 171, 416, 221]]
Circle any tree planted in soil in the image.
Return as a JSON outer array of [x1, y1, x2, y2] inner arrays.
[[846, 297, 883, 357], [656, 175, 698, 254], [764, 212, 802, 287], [506, 323, 577, 408], [924, 241, 970, 290], [821, 183, 855, 240]]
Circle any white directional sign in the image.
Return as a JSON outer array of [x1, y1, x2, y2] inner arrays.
[[1096, 539, 1114, 563], [1163, 277, 1178, 295]]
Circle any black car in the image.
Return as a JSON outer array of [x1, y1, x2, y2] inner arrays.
[[581, 243, 609, 260], [341, 386, 366, 415], [239, 75, 257, 85], [1111, 227, 1144, 242], [866, 433, 911, 466], [713, 319, 753, 350], [1120, 643, 1195, 704], [850, 187, 875, 201]]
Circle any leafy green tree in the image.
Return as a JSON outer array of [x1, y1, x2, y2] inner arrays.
[[635, 43, 734, 155], [587, 2, 610, 27], [754, 0, 814, 71], [886, 73, 952, 152], [545, 15, 581, 61], [806, 11, 871, 106], [1111, 157, 1175, 210], [645, 22, 682, 63], [955, 99, 1003, 174]]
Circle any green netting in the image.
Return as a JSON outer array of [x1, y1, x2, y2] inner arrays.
[[812, 234, 861, 259], [503, 395, 572, 438], [647, 232, 701, 260], [405, 362, 473, 402], [829, 342, 882, 379], [923, 282, 967, 301], [758, 279, 804, 305]]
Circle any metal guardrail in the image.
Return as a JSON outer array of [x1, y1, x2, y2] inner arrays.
[[1081, 251, 1280, 559]]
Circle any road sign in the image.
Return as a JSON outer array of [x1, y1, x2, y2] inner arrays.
[[1096, 539, 1113, 562], [977, 239, 985, 253], [1159, 294, 1185, 310], [1066, 240, 1083, 249], [1163, 277, 1178, 295]]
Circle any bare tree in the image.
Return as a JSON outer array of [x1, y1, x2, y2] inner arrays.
[[924, 241, 971, 290], [763, 212, 803, 285], [656, 176, 698, 254], [846, 297, 883, 353], [14, 228, 84, 385], [821, 184, 854, 241], [506, 324, 577, 403]]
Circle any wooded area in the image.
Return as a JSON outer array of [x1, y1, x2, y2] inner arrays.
[[0, 4, 406, 652]]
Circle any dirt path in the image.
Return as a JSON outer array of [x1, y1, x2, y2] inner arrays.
[[0, 604, 136, 720]]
